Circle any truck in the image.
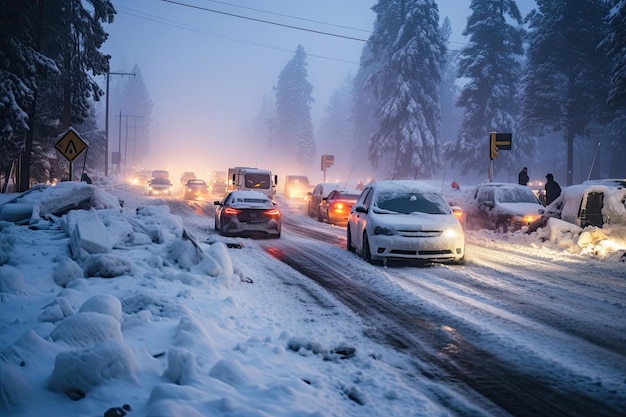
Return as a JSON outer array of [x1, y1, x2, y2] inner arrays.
[[227, 167, 277, 198]]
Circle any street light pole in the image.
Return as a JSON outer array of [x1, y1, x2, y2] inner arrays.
[[105, 70, 135, 177]]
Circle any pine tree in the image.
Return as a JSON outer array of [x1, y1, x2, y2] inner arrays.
[[518, 0, 611, 185], [599, 0, 626, 108], [443, 0, 525, 178], [274, 45, 316, 172], [366, 0, 447, 179], [319, 74, 353, 176], [1, 0, 115, 189], [0, 1, 58, 190]]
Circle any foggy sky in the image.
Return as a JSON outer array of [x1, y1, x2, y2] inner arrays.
[[101, 0, 536, 181]]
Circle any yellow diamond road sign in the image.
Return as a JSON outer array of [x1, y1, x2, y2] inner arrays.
[[54, 128, 88, 162]]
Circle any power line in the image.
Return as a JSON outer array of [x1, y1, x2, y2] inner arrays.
[[203, 0, 372, 34], [160, 0, 370, 42], [114, 4, 360, 64]]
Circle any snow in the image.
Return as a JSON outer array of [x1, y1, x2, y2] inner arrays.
[[0, 181, 625, 416]]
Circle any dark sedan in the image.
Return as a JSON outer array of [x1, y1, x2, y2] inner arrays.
[[214, 190, 281, 238]]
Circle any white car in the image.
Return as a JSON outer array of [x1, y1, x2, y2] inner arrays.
[[347, 180, 465, 265]]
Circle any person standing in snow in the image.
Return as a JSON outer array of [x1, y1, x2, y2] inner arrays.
[[544, 173, 561, 206], [518, 167, 529, 186]]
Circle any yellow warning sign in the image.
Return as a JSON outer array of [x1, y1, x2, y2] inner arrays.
[[54, 128, 88, 162]]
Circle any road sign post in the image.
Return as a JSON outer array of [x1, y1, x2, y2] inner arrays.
[[488, 132, 512, 182], [54, 127, 89, 181], [321, 154, 334, 183]]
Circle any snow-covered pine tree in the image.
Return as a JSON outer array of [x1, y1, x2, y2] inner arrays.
[[443, 0, 524, 178], [599, 0, 626, 108], [518, 0, 611, 185], [365, 0, 447, 179], [274, 45, 316, 172]]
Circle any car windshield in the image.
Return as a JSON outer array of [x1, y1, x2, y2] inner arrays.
[[188, 180, 206, 186], [496, 187, 539, 204], [151, 178, 169, 185], [245, 174, 270, 189], [374, 192, 450, 215]]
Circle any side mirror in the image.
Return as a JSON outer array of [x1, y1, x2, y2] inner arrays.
[[355, 205, 367, 214], [214, 201, 221, 206]]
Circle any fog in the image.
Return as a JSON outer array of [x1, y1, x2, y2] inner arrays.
[[101, 0, 537, 187]]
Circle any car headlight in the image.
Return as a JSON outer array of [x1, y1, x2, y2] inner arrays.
[[373, 225, 395, 236], [443, 228, 460, 238]]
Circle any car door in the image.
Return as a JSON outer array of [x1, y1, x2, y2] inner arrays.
[[580, 192, 604, 227], [349, 188, 373, 251], [309, 185, 322, 217]]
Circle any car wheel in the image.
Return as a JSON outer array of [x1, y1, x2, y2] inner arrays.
[[346, 226, 354, 252], [317, 208, 323, 222], [362, 232, 374, 264], [496, 222, 508, 234], [214, 216, 219, 231]]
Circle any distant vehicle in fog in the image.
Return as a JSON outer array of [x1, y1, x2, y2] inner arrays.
[[210, 180, 227, 196], [148, 177, 173, 196], [151, 169, 169, 180], [307, 183, 342, 218], [214, 190, 281, 238], [227, 167, 277, 198], [180, 171, 196, 187], [318, 189, 361, 226], [284, 175, 312, 199], [183, 179, 209, 200]]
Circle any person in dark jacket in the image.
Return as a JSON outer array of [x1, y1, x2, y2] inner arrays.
[[544, 173, 561, 206], [518, 167, 529, 186]]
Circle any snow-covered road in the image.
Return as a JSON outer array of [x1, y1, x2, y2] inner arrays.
[[168, 195, 626, 416]]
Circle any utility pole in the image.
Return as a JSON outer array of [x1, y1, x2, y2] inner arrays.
[[105, 71, 135, 177], [117, 113, 143, 178]]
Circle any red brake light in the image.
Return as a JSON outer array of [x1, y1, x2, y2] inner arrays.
[[224, 207, 241, 215], [265, 208, 281, 216]]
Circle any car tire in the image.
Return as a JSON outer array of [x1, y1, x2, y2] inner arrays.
[[214, 217, 219, 231], [362, 233, 374, 264], [496, 222, 508, 234], [317, 208, 323, 222], [347, 226, 354, 252]]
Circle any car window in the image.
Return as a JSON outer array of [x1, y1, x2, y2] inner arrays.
[[375, 192, 451, 215], [362, 188, 374, 209]]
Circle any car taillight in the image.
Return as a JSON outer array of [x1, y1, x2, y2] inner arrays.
[[224, 207, 241, 215], [265, 209, 280, 216]]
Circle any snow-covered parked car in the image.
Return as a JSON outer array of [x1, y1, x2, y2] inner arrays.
[[528, 180, 626, 231], [346, 180, 465, 265], [464, 183, 543, 233]]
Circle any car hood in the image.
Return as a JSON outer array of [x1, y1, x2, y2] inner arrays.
[[370, 211, 461, 230]]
